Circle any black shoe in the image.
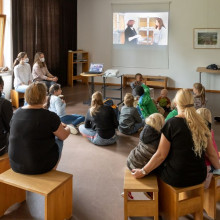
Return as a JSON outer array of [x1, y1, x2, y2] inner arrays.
[[214, 116, 220, 122]]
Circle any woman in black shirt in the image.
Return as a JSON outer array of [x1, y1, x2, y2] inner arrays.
[[131, 89, 220, 187], [79, 91, 118, 146], [8, 82, 70, 174]]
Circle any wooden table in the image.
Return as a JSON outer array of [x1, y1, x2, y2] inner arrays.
[[196, 67, 220, 83], [80, 72, 104, 104]]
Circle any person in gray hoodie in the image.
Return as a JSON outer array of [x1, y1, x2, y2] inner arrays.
[[127, 113, 164, 170]]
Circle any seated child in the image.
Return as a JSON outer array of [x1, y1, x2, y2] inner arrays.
[[135, 85, 158, 118], [165, 98, 178, 121], [127, 113, 164, 170], [47, 84, 85, 134], [118, 93, 144, 135], [193, 83, 206, 109], [156, 89, 171, 112], [130, 73, 144, 97], [196, 108, 219, 189]]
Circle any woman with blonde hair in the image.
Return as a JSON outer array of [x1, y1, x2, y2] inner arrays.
[[79, 91, 118, 146], [13, 52, 32, 93], [8, 82, 70, 174], [32, 52, 58, 89], [131, 89, 220, 187]]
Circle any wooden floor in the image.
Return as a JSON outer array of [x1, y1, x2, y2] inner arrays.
[[1, 83, 220, 220]]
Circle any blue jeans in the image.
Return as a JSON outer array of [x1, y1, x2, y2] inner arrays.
[[40, 80, 56, 90], [60, 114, 85, 126], [79, 124, 118, 146], [55, 137, 63, 159], [15, 85, 29, 93]]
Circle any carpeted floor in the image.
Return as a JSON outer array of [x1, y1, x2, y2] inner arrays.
[[2, 83, 220, 220]]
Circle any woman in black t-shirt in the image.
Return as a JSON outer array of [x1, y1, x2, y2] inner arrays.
[[131, 89, 220, 187], [79, 91, 118, 146], [8, 82, 70, 174]]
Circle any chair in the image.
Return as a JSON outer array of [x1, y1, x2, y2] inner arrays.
[[0, 168, 73, 220], [124, 168, 158, 220], [10, 89, 24, 108], [0, 153, 10, 174]]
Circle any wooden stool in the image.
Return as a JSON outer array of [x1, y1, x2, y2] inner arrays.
[[158, 178, 204, 220], [10, 89, 24, 108], [0, 153, 10, 174], [204, 174, 220, 219], [0, 168, 73, 220], [124, 169, 158, 220]]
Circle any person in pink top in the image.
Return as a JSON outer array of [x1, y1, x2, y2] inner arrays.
[[32, 52, 58, 89], [196, 108, 219, 188]]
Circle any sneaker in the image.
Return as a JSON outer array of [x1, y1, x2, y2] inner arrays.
[[76, 122, 84, 128], [67, 125, 78, 135]]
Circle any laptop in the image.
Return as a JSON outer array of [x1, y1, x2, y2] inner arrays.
[[85, 63, 104, 74]]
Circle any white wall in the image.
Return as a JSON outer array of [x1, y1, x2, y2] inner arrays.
[[78, 0, 220, 90]]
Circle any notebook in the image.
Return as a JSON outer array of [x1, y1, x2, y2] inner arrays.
[[85, 63, 104, 74]]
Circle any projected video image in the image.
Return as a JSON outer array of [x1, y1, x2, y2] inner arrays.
[[113, 12, 168, 45]]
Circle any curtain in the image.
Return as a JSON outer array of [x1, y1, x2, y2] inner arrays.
[[12, 0, 77, 85]]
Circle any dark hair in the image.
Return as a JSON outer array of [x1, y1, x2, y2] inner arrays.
[[13, 52, 27, 67], [46, 83, 61, 109], [0, 76, 4, 97], [135, 85, 144, 97], [34, 52, 46, 68]]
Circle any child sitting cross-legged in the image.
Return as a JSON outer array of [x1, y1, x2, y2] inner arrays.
[[47, 83, 85, 134], [123, 113, 164, 199], [118, 93, 145, 135], [156, 88, 171, 112]]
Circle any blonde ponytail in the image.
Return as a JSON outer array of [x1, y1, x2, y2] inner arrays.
[[90, 91, 103, 116], [175, 89, 210, 157]]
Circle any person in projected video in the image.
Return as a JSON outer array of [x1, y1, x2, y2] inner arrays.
[[153, 17, 167, 45], [124, 20, 140, 45]]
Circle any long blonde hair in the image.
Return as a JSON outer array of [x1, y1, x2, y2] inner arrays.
[[90, 91, 103, 116], [145, 113, 164, 132], [175, 89, 210, 157]]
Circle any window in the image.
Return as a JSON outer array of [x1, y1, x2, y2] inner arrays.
[[0, 14, 6, 66]]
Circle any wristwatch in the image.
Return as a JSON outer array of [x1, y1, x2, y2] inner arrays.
[[141, 168, 147, 175]]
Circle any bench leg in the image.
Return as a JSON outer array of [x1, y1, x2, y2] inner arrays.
[[11, 90, 20, 108], [45, 178, 72, 220], [0, 182, 26, 217], [124, 190, 128, 220]]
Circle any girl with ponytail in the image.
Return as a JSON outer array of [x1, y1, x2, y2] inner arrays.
[[47, 83, 85, 135], [193, 82, 206, 109], [79, 91, 118, 146], [131, 89, 220, 188], [13, 52, 32, 93]]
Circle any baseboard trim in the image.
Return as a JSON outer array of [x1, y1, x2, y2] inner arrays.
[[91, 82, 220, 93]]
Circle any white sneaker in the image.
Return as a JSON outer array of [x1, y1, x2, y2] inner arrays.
[[67, 125, 78, 135]]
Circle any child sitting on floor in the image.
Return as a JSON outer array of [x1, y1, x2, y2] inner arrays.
[[47, 83, 85, 134], [196, 108, 219, 188], [130, 73, 144, 97], [135, 85, 158, 118], [127, 113, 165, 170], [156, 88, 171, 112], [165, 98, 178, 121], [193, 83, 206, 109], [118, 93, 144, 135]]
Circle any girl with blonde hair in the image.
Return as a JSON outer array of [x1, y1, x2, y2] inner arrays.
[[131, 89, 220, 187], [193, 82, 206, 109], [79, 91, 118, 146], [32, 52, 58, 89]]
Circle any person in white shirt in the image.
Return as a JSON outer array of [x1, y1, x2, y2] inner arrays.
[[153, 18, 168, 45], [13, 52, 32, 93]]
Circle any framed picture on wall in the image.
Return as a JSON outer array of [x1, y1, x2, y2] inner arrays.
[[194, 28, 220, 49]]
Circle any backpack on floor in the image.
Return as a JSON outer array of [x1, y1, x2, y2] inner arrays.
[[103, 99, 120, 120]]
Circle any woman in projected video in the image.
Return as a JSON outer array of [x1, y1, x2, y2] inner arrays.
[[124, 20, 140, 45], [153, 17, 167, 45]]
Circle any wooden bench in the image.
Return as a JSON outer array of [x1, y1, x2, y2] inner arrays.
[[10, 89, 25, 108], [158, 178, 204, 220], [124, 169, 158, 220], [204, 174, 220, 219], [123, 74, 168, 89], [0, 168, 73, 220], [0, 153, 10, 174]]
